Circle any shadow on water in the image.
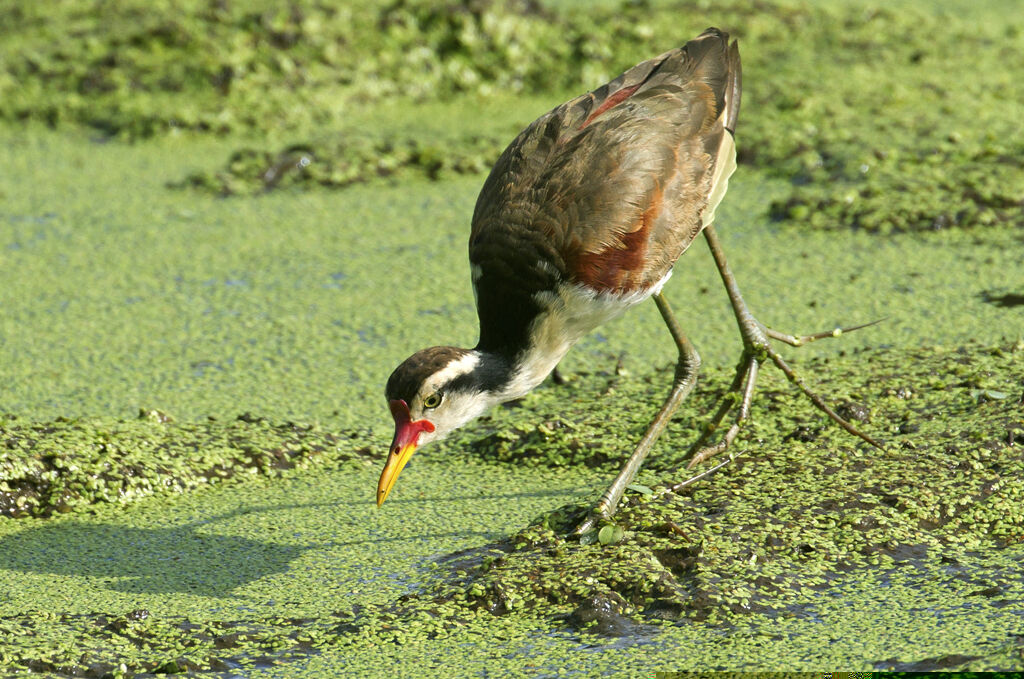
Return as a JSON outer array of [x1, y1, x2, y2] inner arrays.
[[0, 514, 307, 597], [0, 502, 501, 598], [980, 290, 1024, 308]]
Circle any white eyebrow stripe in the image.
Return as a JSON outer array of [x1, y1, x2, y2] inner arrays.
[[421, 351, 481, 397]]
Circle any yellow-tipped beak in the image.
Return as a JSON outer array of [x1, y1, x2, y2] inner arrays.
[[377, 399, 435, 507], [377, 440, 418, 507]]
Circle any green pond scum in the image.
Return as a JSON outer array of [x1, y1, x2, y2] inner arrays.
[[0, 346, 1021, 675], [6, 0, 1020, 231], [1, 0, 1024, 675], [0, 411, 372, 519], [430, 343, 1024, 621]]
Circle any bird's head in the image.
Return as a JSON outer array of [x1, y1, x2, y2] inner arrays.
[[377, 346, 497, 506]]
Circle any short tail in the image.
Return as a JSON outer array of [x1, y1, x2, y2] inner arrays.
[[689, 27, 742, 134]]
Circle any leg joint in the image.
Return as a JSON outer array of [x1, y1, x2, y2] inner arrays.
[[674, 348, 701, 384]]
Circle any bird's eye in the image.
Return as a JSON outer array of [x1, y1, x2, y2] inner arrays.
[[422, 393, 443, 409]]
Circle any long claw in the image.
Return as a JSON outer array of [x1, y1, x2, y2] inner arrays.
[[764, 346, 884, 450], [679, 225, 885, 477], [574, 512, 600, 537], [687, 356, 758, 468], [590, 224, 886, 523], [683, 329, 884, 475], [667, 453, 737, 494], [764, 317, 887, 347]]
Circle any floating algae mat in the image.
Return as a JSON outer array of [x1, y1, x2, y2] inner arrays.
[[0, 412, 372, 519], [162, 0, 1024, 233], [3, 0, 1022, 230], [428, 343, 1024, 621], [0, 344, 1022, 674], [2, 0, 1024, 674]]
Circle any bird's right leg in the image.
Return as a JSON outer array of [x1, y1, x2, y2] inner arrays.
[[574, 292, 700, 536]]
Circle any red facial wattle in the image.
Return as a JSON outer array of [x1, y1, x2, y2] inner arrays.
[[377, 399, 436, 506]]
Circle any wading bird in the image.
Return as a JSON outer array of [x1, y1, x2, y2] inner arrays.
[[377, 28, 879, 533]]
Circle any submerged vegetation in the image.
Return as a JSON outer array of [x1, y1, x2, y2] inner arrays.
[[4, 0, 1021, 230]]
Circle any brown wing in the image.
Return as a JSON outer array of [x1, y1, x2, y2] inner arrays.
[[468, 29, 740, 353]]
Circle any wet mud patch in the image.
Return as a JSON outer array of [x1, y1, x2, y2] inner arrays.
[[420, 342, 1024, 626], [0, 412, 372, 519]]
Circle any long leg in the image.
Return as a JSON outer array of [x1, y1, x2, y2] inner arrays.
[[681, 352, 750, 455], [650, 355, 758, 500], [685, 225, 882, 469], [688, 354, 758, 468], [575, 292, 700, 535]]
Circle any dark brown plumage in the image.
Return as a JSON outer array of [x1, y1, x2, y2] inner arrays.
[[469, 29, 740, 354], [378, 29, 879, 526]]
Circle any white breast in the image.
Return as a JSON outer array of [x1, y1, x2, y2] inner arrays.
[[498, 270, 672, 400]]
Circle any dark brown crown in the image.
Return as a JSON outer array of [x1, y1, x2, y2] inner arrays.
[[385, 346, 472, 404]]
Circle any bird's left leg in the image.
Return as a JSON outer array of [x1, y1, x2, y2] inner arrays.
[[683, 225, 882, 471], [575, 292, 700, 536]]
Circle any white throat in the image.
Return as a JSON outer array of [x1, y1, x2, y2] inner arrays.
[[497, 273, 670, 401]]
